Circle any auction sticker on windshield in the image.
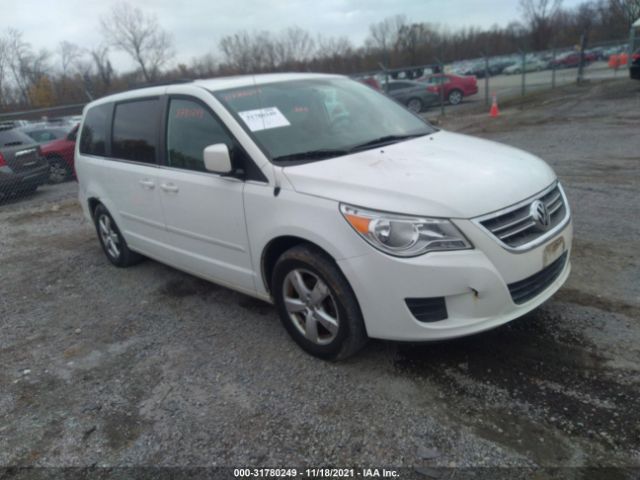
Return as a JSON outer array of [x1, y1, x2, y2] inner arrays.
[[238, 107, 290, 131]]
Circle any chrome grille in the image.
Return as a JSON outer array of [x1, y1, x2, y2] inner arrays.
[[477, 183, 568, 249]]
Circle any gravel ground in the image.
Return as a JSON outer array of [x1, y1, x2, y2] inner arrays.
[[1, 79, 639, 476]]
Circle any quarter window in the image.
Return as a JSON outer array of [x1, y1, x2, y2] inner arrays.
[[112, 99, 159, 164], [79, 104, 110, 156], [166, 98, 233, 172]]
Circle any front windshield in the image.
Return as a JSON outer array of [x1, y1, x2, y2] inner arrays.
[[214, 78, 436, 163]]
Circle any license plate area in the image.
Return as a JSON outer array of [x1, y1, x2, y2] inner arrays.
[[543, 236, 565, 267]]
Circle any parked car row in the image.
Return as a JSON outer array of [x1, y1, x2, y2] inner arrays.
[[447, 45, 628, 78], [503, 58, 547, 75], [0, 117, 79, 198]]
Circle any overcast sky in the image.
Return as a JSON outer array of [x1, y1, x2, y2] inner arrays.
[[8, 0, 586, 71]]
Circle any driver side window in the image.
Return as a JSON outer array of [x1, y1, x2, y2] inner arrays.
[[166, 98, 233, 172]]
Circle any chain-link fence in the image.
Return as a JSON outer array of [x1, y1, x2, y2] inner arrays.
[[352, 34, 640, 116]]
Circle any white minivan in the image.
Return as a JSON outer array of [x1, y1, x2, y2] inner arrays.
[[76, 73, 572, 359]]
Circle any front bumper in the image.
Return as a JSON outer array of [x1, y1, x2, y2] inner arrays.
[[338, 219, 572, 341]]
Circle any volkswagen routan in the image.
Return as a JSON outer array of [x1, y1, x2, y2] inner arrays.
[[76, 73, 572, 359]]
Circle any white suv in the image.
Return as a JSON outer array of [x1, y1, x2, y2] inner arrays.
[[76, 73, 572, 359]]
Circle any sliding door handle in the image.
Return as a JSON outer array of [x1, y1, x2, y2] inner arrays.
[[139, 179, 155, 189], [160, 183, 179, 193]]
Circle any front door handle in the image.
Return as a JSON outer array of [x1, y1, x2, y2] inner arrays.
[[160, 183, 179, 193], [139, 179, 155, 189]]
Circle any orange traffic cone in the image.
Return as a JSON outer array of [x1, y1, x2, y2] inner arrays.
[[489, 94, 500, 118]]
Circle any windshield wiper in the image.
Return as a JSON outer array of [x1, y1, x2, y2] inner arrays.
[[348, 133, 428, 153], [273, 149, 350, 163]]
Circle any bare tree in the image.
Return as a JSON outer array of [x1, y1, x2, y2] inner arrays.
[[190, 53, 218, 78], [4, 29, 50, 105], [101, 2, 174, 82], [520, 0, 563, 49], [90, 45, 114, 89], [396, 23, 439, 65], [0, 36, 8, 106], [275, 27, 316, 65], [367, 15, 407, 66], [316, 35, 353, 58], [5, 29, 32, 104], [220, 31, 259, 73], [59, 41, 81, 76], [609, 0, 640, 29]]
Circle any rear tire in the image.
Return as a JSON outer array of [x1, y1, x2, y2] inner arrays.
[[272, 244, 368, 360], [93, 204, 143, 267]]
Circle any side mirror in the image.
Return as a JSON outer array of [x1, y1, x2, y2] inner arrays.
[[203, 143, 232, 174]]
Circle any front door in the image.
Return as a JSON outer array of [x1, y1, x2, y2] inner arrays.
[[155, 96, 255, 293]]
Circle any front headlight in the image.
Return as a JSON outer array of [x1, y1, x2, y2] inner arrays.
[[340, 204, 472, 257]]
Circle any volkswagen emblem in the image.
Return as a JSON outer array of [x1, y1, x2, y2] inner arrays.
[[530, 200, 551, 231]]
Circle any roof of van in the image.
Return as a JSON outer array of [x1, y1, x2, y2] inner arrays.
[[84, 73, 344, 109], [194, 72, 342, 91]]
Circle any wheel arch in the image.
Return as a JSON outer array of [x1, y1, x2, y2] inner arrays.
[[261, 235, 339, 295], [85, 195, 123, 235], [87, 197, 102, 220]]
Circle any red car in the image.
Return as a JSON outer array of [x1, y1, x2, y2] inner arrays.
[[359, 76, 382, 90], [549, 52, 596, 69], [40, 125, 78, 183], [420, 74, 478, 105]]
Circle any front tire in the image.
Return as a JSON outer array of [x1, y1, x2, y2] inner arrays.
[[272, 244, 368, 360], [48, 157, 70, 184], [93, 204, 143, 267], [406, 97, 423, 113], [447, 89, 463, 105]]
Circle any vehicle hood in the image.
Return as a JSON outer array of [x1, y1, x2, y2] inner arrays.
[[282, 131, 556, 218]]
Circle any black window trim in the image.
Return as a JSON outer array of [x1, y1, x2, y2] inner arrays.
[[109, 96, 162, 166], [162, 93, 267, 183]]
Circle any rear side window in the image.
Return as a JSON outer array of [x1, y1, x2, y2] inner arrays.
[[112, 99, 159, 164], [80, 104, 110, 156]]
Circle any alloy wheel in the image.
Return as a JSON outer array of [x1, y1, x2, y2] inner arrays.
[[282, 269, 339, 345], [407, 98, 422, 112], [98, 214, 121, 259], [449, 91, 463, 105], [49, 160, 68, 184]]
